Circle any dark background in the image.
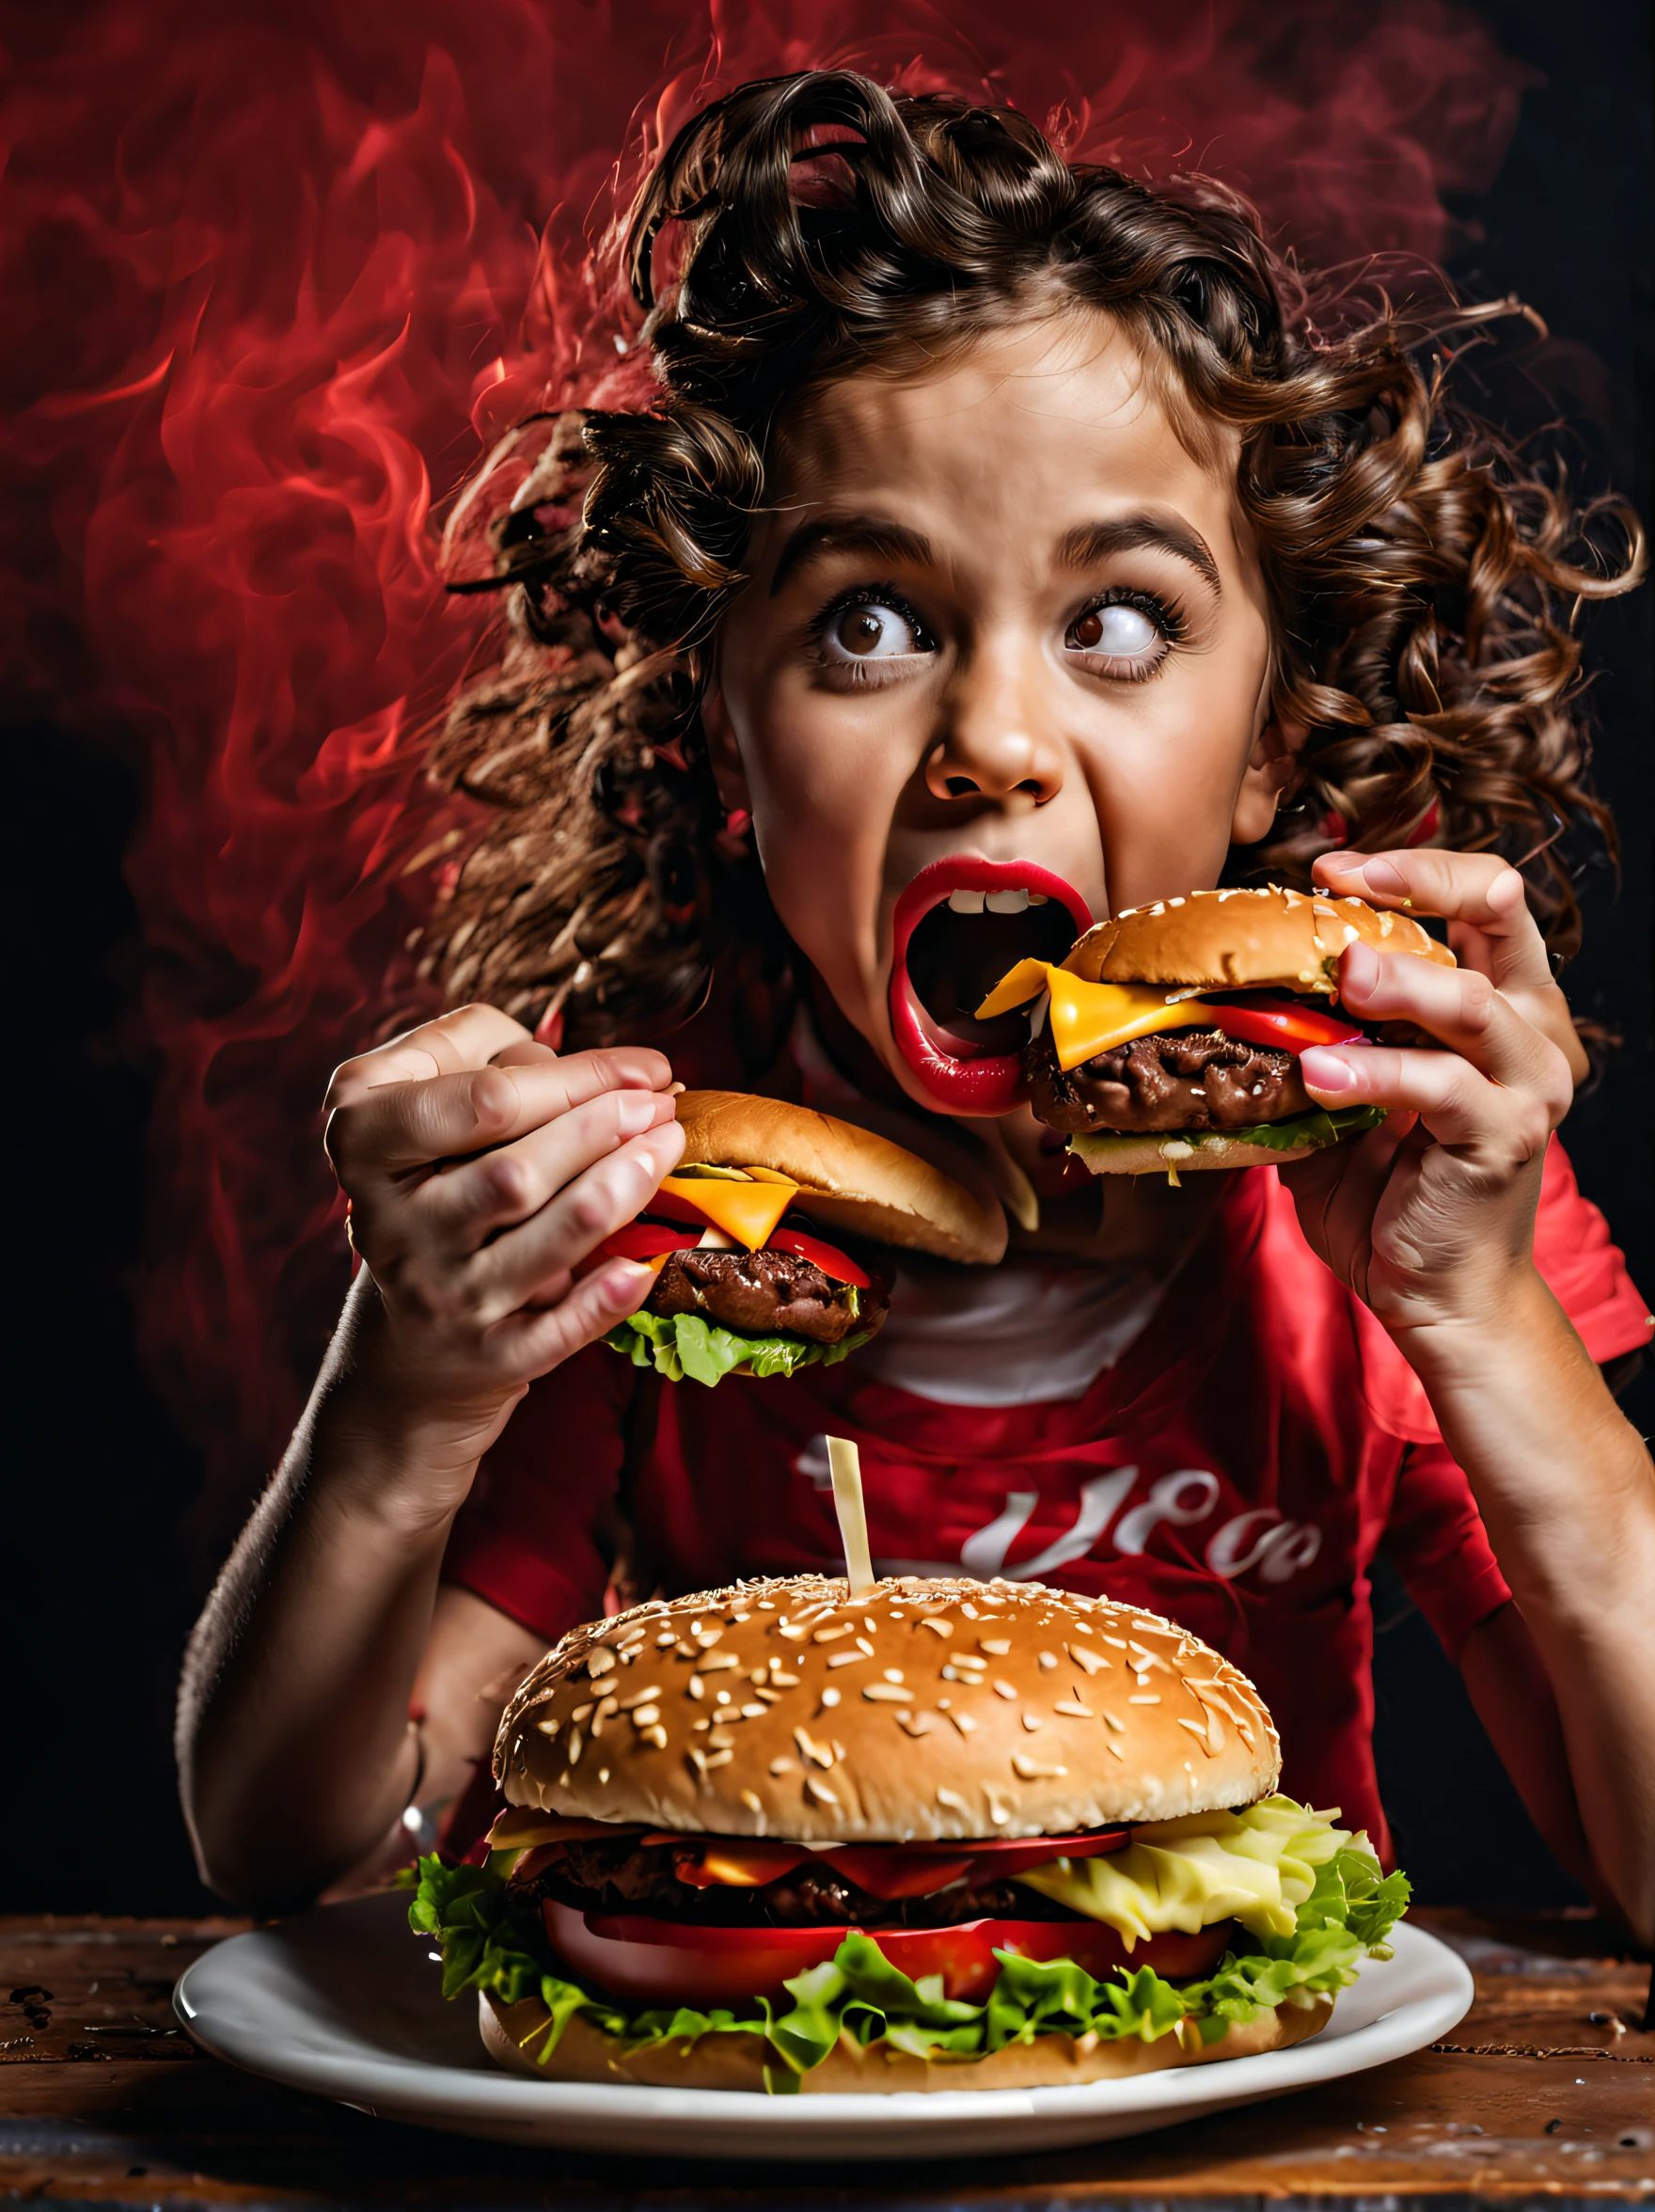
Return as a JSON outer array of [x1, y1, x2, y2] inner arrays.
[[5, 0, 1651, 1919]]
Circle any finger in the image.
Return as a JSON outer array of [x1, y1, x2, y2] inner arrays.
[[1334, 941, 1573, 1111], [484, 1256, 660, 1382], [327, 1049, 680, 1182], [418, 1087, 680, 1248], [325, 1003, 535, 1111], [1313, 848, 1554, 997], [462, 1119, 686, 1320], [1300, 1042, 1556, 1161]]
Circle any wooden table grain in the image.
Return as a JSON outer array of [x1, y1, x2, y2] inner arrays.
[[2, 1907, 1650, 2205]]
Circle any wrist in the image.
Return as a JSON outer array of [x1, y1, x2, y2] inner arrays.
[[1387, 1263, 1554, 1385]]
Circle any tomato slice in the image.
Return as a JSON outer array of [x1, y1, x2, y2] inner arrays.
[[591, 1223, 702, 1264], [544, 1900, 1233, 2007], [653, 1827, 1130, 1901], [766, 1228, 871, 1288], [1205, 997, 1365, 1054]]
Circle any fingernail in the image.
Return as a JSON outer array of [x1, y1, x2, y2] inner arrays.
[[1300, 1048, 1356, 1096], [1356, 857, 1408, 898], [616, 1091, 661, 1133], [595, 1257, 653, 1302], [1341, 940, 1379, 995]]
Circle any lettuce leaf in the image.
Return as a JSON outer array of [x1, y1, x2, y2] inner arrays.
[[409, 1793, 1410, 2091], [603, 1307, 871, 1386], [1069, 1103, 1384, 1171]]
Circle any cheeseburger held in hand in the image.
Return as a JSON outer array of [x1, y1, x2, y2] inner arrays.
[[409, 1576, 1409, 2094], [591, 1092, 1003, 1385], [978, 885, 1455, 1177]]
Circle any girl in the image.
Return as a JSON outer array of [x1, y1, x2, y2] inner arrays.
[[177, 74, 1655, 1937]]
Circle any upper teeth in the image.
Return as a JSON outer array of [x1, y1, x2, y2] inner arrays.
[[949, 887, 1048, 914]]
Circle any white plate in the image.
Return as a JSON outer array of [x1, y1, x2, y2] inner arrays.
[[175, 1894, 1472, 2161]]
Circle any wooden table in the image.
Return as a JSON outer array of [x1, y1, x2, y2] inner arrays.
[[2, 1908, 1650, 2205]]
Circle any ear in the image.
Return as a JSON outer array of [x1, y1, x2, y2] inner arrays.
[[700, 681, 752, 816], [1230, 713, 1302, 846]]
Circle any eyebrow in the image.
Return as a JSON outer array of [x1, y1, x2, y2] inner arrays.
[[1058, 516, 1222, 593], [769, 515, 934, 597]]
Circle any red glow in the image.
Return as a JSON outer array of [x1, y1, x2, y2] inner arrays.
[[0, 2, 1534, 1554]]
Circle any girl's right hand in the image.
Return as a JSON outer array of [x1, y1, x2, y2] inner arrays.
[[323, 1003, 684, 1431]]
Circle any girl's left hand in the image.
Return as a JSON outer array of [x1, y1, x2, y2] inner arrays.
[[1280, 849, 1580, 1342]]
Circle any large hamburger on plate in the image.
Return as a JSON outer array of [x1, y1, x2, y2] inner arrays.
[[593, 1092, 1003, 1385], [409, 1576, 1409, 2094], [977, 885, 1454, 1177]]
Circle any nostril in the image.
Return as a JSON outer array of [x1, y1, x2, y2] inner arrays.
[[1017, 779, 1042, 797], [944, 777, 978, 798]]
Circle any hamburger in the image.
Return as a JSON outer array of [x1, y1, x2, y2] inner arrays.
[[594, 1092, 1004, 1384], [409, 1576, 1409, 2094], [976, 885, 1455, 1177]]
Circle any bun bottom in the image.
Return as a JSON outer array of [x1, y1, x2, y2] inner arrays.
[[480, 1987, 1333, 2095], [1067, 1130, 1320, 1177]]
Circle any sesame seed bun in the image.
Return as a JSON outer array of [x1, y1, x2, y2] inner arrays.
[[494, 1576, 1280, 1841], [675, 1092, 1005, 1267], [479, 1982, 1333, 2093], [1063, 885, 1455, 994]]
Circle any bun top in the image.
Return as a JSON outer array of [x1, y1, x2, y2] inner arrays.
[[496, 1575, 1280, 1842], [1064, 885, 1455, 992], [674, 1092, 1005, 1266]]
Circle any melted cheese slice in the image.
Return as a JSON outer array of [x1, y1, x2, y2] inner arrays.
[[975, 961, 1213, 1073], [658, 1174, 797, 1248]]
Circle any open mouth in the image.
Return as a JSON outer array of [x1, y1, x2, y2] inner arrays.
[[890, 860, 1093, 1114]]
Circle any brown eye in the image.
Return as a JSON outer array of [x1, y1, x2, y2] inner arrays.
[[1066, 601, 1163, 659], [821, 598, 925, 664]]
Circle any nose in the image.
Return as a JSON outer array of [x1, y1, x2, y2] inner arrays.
[[922, 647, 1064, 808]]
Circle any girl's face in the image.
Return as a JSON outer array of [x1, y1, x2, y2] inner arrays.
[[709, 317, 1285, 1120]]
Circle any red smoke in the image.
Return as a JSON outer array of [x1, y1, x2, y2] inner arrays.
[[0, 0, 1535, 1555]]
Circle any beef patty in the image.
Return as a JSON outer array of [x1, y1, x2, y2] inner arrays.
[[1029, 1026, 1311, 1136], [647, 1245, 888, 1346], [523, 1835, 1086, 1930]]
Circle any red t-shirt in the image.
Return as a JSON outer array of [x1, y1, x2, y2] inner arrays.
[[443, 1138, 1649, 1859]]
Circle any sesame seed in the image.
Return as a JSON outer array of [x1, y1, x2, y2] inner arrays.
[[978, 1637, 1012, 1656], [769, 1670, 801, 1687], [827, 1651, 866, 1668], [1066, 1644, 1107, 1676], [1020, 1712, 1043, 1731], [862, 1683, 911, 1702], [697, 1651, 742, 1672], [1104, 1740, 1125, 1761], [936, 1698, 952, 1711], [739, 1789, 764, 1814], [948, 1711, 978, 1735], [813, 1623, 854, 1643], [1037, 1651, 1058, 1670], [656, 1631, 676, 1646], [535, 1715, 560, 1738], [937, 1787, 969, 1814], [686, 1678, 705, 1702], [1102, 1712, 1124, 1731], [804, 1775, 840, 1807], [899, 1713, 935, 1737], [793, 1726, 836, 1768], [1011, 1755, 1068, 1779], [707, 1728, 735, 1749], [1052, 1698, 1094, 1718], [571, 1702, 594, 1724], [855, 1637, 875, 1657], [769, 1757, 797, 1776], [629, 1704, 661, 1729], [739, 1703, 767, 1720], [819, 1686, 842, 1709], [882, 1668, 905, 1683], [587, 1649, 617, 1676], [1128, 1694, 1161, 1705], [992, 1681, 1018, 1700], [619, 1685, 662, 1711], [567, 1728, 584, 1763]]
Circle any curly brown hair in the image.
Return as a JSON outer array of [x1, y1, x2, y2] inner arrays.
[[420, 70, 1642, 1055]]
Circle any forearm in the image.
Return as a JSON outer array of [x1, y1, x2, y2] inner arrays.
[[177, 1274, 517, 1911], [1405, 1273, 1655, 1939]]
